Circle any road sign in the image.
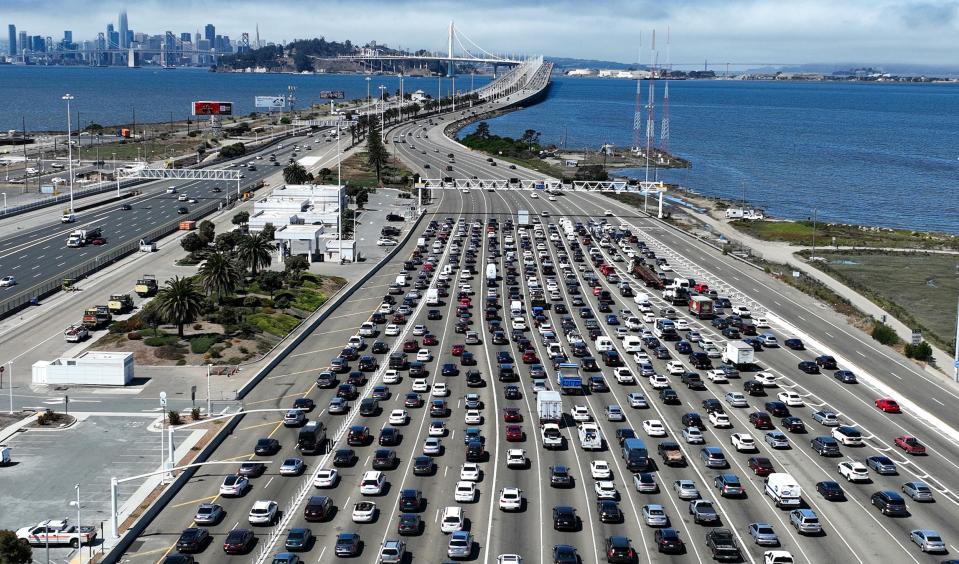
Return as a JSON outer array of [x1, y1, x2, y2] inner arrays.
[[159, 391, 167, 408], [911, 330, 922, 346], [191, 386, 197, 405]]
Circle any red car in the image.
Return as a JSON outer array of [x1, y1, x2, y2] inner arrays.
[[459, 299, 472, 308], [592, 287, 602, 296], [505, 424, 524, 442], [402, 340, 419, 353], [451, 344, 465, 356], [748, 456, 775, 476], [422, 334, 438, 346], [392, 313, 407, 324], [895, 435, 926, 455], [875, 398, 901, 413], [503, 407, 522, 422], [521, 351, 538, 364], [423, 262, 434, 271], [92, 237, 107, 245]]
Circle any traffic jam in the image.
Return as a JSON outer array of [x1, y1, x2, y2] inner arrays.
[[171, 206, 953, 564]]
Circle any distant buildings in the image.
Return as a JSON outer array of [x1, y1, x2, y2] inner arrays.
[[7, 24, 15, 56]]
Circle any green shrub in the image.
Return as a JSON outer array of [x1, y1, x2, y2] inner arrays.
[[274, 295, 291, 309], [168, 410, 182, 425], [144, 335, 178, 347], [243, 296, 261, 307], [127, 332, 142, 340], [905, 341, 934, 361], [871, 322, 900, 346], [190, 335, 218, 354], [191, 407, 202, 421], [247, 312, 300, 337]]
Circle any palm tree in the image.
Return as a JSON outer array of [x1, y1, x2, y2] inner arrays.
[[237, 232, 275, 277], [197, 251, 241, 303], [153, 276, 204, 338]]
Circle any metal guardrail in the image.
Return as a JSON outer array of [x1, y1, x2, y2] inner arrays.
[[0, 178, 143, 220]]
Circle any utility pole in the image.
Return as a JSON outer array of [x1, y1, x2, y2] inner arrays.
[[63, 94, 75, 213], [954, 295, 958, 383], [811, 208, 818, 261]]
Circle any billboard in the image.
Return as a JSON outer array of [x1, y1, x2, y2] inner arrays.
[[192, 101, 233, 116], [255, 96, 286, 109], [320, 90, 345, 99]]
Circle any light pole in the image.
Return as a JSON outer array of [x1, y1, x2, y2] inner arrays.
[[378, 85, 386, 131], [113, 152, 119, 197], [62, 94, 75, 213], [206, 364, 212, 415], [452, 76, 456, 112], [365, 77, 371, 134], [7, 361, 11, 414], [75, 483, 81, 547], [399, 76, 404, 123]]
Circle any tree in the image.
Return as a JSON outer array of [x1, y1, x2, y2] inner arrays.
[[214, 231, 240, 252], [237, 232, 275, 277], [258, 270, 285, 299], [279, 116, 291, 125], [219, 143, 246, 159], [520, 128, 541, 148], [318, 167, 332, 182], [198, 220, 216, 243], [366, 125, 390, 184], [283, 162, 311, 185], [284, 255, 310, 276], [154, 276, 204, 338], [197, 251, 242, 303], [0, 529, 32, 563], [180, 232, 206, 254], [474, 121, 491, 140], [410, 102, 421, 117], [260, 224, 276, 241], [232, 211, 250, 226], [140, 302, 162, 334]]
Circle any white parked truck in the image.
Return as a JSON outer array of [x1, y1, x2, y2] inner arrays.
[[66, 227, 101, 248], [722, 341, 755, 367], [537, 390, 562, 425], [17, 519, 97, 548], [764, 473, 802, 507], [578, 422, 603, 450]]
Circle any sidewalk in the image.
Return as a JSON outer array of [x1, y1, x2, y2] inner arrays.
[[675, 204, 954, 376]]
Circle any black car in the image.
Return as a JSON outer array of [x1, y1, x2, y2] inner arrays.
[[784, 338, 805, 350], [659, 387, 680, 404], [337, 384, 358, 400], [397, 513, 422, 535], [681, 372, 705, 390], [466, 370, 484, 387], [816, 355, 838, 369], [398, 489, 423, 512], [441, 363, 459, 376], [689, 352, 711, 369], [163, 555, 195, 564], [238, 461, 266, 477], [550, 465, 573, 487], [743, 380, 766, 396], [654, 528, 685, 554], [816, 480, 845, 501], [372, 341, 389, 354], [120, 203, 133, 211], [765, 401, 790, 417], [412, 455, 434, 476], [834, 370, 858, 384], [334, 533, 361, 557], [615, 428, 636, 445], [871, 491, 909, 516], [292, 398, 315, 412], [304, 495, 334, 521], [359, 356, 378, 372], [597, 500, 623, 523], [359, 399, 379, 417], [427, 309, 442, 320], [177, 206, 189, 214], [430, 399, 448, 417], [798, 361, 820, 374], [332, 448, 356, 467], [581, 357, 599, 371], [175, 528, 209, 553], [284, 528, 313, 551], [701, 399, 723, 414], [605, 536, 637, 563], [552, 506, 578, 531], [379, 427, 401, 446], [749, 411, 774, 429], [222, 529, 255, 555], [552, 544, 579, 564], [781, 416, 807, 433], [372, 448, 397, 470], [681, 412, 705, 430], [675, 340, 693, 354], [254, 438, 279, 455]]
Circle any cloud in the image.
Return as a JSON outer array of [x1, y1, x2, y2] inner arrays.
[[4, 0, 959, 65]]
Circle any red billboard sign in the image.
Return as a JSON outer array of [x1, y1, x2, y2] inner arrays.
[[192, 101, 233, 116]]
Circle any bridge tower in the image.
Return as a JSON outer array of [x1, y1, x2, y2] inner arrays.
[[447, 20, 454, 77]]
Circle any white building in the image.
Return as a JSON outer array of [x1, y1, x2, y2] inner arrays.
[[249, 184, 344, 233], [566, 68, 595, 77], [32, 351, 134, 386], [410, 89, 429, 102]]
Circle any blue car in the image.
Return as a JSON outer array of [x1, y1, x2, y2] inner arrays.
[[606, 314, 620, 325], [272, 553, 300, 564]]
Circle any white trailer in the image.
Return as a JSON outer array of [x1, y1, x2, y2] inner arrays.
[[537, 391, 562, 424], [722, 341, 755, 367]]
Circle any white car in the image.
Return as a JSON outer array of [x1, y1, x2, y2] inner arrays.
[[465, 410, 483, 424], [643, 419, 667, 437], [359, 471, 386, 495], [707, 369, 729, 383], [0, 276, 15, 287], [389, 409, 408, 425], [660, 264, 673, 272], [454, 481, 477, 502], [352, 501, 377, 522], [625, 317, 642, 331], [358, 322, 376, 337], [675, 318, 689, 330], [642, 312, 656, 323], [416, 349, 432, 362], [731, 433, 757, 452], [530, 193, 539, 199], [709, 411, 732, 428], [633, 351, 650, 363], [649, 374, 669, 389], [378, 303, 393, 314], [499, 487, 523, 511], [313, 468, 338, 488], [411, 379, 429, 392], [778, 391, 804, 406], [383, 369, 401, 384], [506, 449, 527, 468], [594, 480, 618, 499], [511, 317, 527, 330], [377, 238, 398, 246], [755, 372, 778, 386], [571, 405, 591, 422], [432, 382, 449, 397], [838, 461, 870, 482], [248, 500, 278, 525], [219, 475, 249, 496], [613, 367, 634, 384], [385, 324, 401, 336], [429, 420, 446, 436], [591, 460, 612, 479], [732, 305, 752, 318], [460, 463, 481, 481], [604, 210, 614, 217], [755, 317, 770, 328], [548, 196, 557, 201], [666, 361, 685, 375]]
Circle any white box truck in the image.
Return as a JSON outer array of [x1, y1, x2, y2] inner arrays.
[[537, 391, 562, 425], [722, 341, 755, 367], [764, 473, 801, 507]]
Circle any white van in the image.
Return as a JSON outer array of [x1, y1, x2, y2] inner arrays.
[[595, 336, 614, 352], [440, 506, 464, 533], [623, 336, 643, 353], [510, 300, 522, 316], [395, 275, 407, 287]]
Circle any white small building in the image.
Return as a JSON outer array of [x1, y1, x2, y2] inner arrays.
[[249, 184, 344, 233], [274, 224, 325, 257], [410, 89, 429, 102], [566, 68, 595, 77], [32, 352, 134, 386], [324, 239, 356, 262]]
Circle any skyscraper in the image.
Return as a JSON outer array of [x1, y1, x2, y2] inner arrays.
[[204, 24, 215, 43], [18, 31, 27, 53], [63, 30, 73, 44], [119, 10, 129, 48], [7, 24, 15, 56], [107, 23, 116, 48]]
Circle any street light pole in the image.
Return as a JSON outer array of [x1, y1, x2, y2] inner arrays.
[[113, 153, 119, 197], [63, 94, 75, 213], [365, 77, 371, 135], [206, 364, 211, 415], [7, 361, 12, 414], [75, 483, 81, 548]]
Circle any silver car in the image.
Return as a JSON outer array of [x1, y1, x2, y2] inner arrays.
[[193, 503, 223, 525], [672, 479, 700, 500], [447, 531, 473, 558], [642, 504, 669, 526], [724, 392, 749, 408], [765, 431, 790, 449], [627, 392, 648, 408], [279, 457, 305, 476], [748, 522, 780, 546], [902, 481, 934, 502], [910, 529, 946, 553]]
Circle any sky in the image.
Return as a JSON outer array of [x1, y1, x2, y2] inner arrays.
[[5, 0, 959, 67]]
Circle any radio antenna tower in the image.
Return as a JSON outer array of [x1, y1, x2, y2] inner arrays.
[[644, 30, 657, 184], [631, 33, 643, 151], [660, 26, 671, 155]]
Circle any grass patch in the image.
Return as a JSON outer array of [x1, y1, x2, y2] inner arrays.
[[802, 250, 958, 355], [289, 287, 328, 311], [342, 152, 413, 189], [190, 335, 219, 354], [731, 219, 959, 251], [247, 312, 301, 337]]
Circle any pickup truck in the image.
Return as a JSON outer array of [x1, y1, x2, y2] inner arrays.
[[657, 441, 686, 466], [689, 500, 720, 524], [17, 519, 97, 548], [705, 529, 742, 562], [64, 324, 89, 343]]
